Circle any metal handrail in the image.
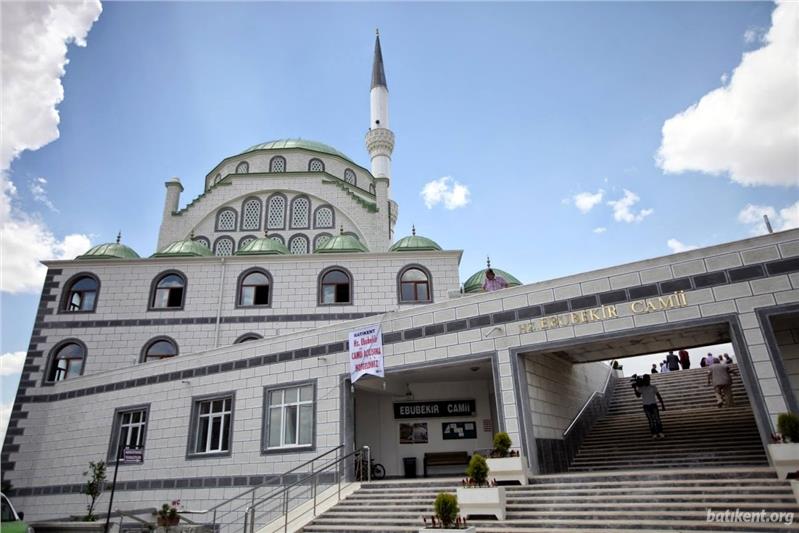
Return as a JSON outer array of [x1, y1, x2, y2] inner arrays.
[[243, 446, 370, 533], [206, 445, 346, 529], [562, 364, 616, 437]]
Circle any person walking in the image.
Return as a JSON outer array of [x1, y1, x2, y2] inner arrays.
[[666, 351, 680, 372], [679, 349, 691, 370], [723, 353, 733, 364], [707, 358, 736, 408], [633, 374, 666, 438], [651, 363, 659, 374], [703, 353, 715, 367]]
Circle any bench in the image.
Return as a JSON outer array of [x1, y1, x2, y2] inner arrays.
[[423, 451, 470, 477]]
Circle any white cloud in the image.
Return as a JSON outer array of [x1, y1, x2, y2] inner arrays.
[[0, 1, 100, 294], [667, 238, 699, 253], [657, 1, 799, 187], [607, 189, 653, 223], [593, 227, 607, 234], [572, 189, 604, 214], [420, 176, 471, 210], [0, 351, 26, 377], [744, 27, 765, 44], [30, 177, 58, 212], [738, 201, 799, 234]]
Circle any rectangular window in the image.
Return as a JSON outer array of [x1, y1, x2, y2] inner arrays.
[[108, 405, 149, 462], [264, 382, 315, 451], [188, 393, 234, 457]]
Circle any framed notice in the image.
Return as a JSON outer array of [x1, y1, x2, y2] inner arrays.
[[442, 422, 477, 440], [399, 422, 428, 444]]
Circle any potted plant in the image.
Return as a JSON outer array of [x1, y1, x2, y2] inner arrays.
[[485, 432, 528, 485], [419, 492, 475, 532], [455, 454, 506, 520], [156, 500, 182, 527], [768, 413, 799, 480]]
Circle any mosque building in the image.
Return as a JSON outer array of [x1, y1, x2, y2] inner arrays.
[[3, 33, 799, 527]]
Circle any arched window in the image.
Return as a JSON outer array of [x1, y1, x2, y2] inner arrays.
[[235, 333, 263, 344], [319, 268, 351, 304], [308, 158, 325, 172], [399, 266, 432, 303], [270, 156, 286, 173], [270, 234, 285, 244], [150, 272, 186, 309], [238, 269, 272, 307], [235, 161, 249, 174], [288, 234, 309, 255], [213, 173, 222, 185], [267, 194, 286, 229], [46, 341, 86, 383], [241, 197, 262, 230], [313, 233, 332, 251], [344, 169, 356, 185], [216, 208, 237, 231], [238, 235, 257, 251], [62, 274, 99, 312], [290, 196, 310, 228], [214, 237, 235, 256], [369, 183, 376, 195], [142, 337, 178, 362], [193, 236, 210, 249], [314, 206, 334, 228]]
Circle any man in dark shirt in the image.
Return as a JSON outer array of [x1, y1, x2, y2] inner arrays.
[[666, 351, 680, 371], [633, 374, 666, 438]]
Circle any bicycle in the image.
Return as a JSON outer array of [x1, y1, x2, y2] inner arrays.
[[355, 454, 386, 480]]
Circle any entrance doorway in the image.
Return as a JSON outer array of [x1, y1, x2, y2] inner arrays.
[[352, 358, 498, 478]]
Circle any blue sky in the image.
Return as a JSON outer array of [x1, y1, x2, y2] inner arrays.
[[2, 2, 797, 428]]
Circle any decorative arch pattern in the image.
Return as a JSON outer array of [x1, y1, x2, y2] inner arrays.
[[214, 236, 235, 256], [308, 158, 325, 172], [235, 161, 250, 173], [313, 205, 334, 229], [270, 156, 286, 173], [288, 234, 309, 255], [266, 193, 287, 229], [290, 196, 310, 228], [193, 236, 211, 249], [235, 333, 263, 344], [238, 235, 257, 250], [241, 197, 262, 230], [216, 208, 238, 232], [344, 168, 356, 185], [313, 232, 332, 251]]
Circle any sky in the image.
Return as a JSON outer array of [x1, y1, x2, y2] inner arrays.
[[1, 1, 797, 439]]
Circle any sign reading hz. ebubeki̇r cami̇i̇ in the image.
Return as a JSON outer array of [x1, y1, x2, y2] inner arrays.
[[393, 400, 477, 419], [349, 324, 384, 383]]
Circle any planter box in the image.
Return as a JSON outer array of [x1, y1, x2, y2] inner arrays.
[[767, 443, 799, 479], [486, 456, 528, 485], [419, 526, 477, 533], [456, 486, 506, 520], [30, 523, 106, 532]]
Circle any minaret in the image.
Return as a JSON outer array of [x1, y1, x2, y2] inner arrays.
[[366, 30, 397, 250]]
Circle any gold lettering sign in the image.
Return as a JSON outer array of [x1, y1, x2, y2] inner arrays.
[[517, 291, 688, 334]]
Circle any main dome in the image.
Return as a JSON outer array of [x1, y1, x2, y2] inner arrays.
[[239, 139, 355, 165]]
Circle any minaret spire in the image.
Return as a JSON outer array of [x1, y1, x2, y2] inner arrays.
[[371, 29, 388, 91]]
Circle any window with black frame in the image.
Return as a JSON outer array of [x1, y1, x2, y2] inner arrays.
[[320, 269, 351, 304], [142, 338, 178, 362], [238, 270, 270, 306], [151, 273, 185, 309], [399, 267, 431, 303], [64, 275, 98, 312], [108, 406, 148, 461], [47, 342, 85, 382]]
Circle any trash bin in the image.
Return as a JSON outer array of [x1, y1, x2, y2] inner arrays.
[[403, 457, 417, 478]]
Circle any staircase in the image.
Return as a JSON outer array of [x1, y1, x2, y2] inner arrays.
[[301, 365, 797, 532], [570, 365, 768, 471]]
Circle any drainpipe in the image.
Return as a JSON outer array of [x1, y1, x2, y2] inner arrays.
[[214, 257, 227, 347]]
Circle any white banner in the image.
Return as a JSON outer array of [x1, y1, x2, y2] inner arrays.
[[349, 324, 384, 383]]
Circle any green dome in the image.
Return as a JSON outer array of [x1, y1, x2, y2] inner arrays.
[[463, 268, 522, 293], [389, 231, 442, 252], [152, 239, 214, 258], [77, 242, 140, 260], [315, 234, 368, 253], [240, 139, 354, 165], [235, 236, 290, 256]]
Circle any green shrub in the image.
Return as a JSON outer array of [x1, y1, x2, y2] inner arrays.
[[433, 492, 459, 528], [465, 453, 489, 486], [492, 432, 512, 458], [82, 460, 107, 521], [778, 413, 799, 443]]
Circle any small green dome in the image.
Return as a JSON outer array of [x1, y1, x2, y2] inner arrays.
[[463, 267, 522, 293], [315, 233, 368, 253], [77, 242, 140, 260], [235, 235, 290, 256], [152, 238, 214, 258], [390, 228, 442, 252], [240, 139, 354, 165]]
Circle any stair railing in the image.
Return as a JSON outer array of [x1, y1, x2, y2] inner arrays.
[[563, 363, 616, 438], [200, 444, 348, 532], [242, 446, 370, 533]]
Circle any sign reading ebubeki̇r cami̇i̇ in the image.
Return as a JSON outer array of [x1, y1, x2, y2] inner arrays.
[[349, 324, 384, 383]]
